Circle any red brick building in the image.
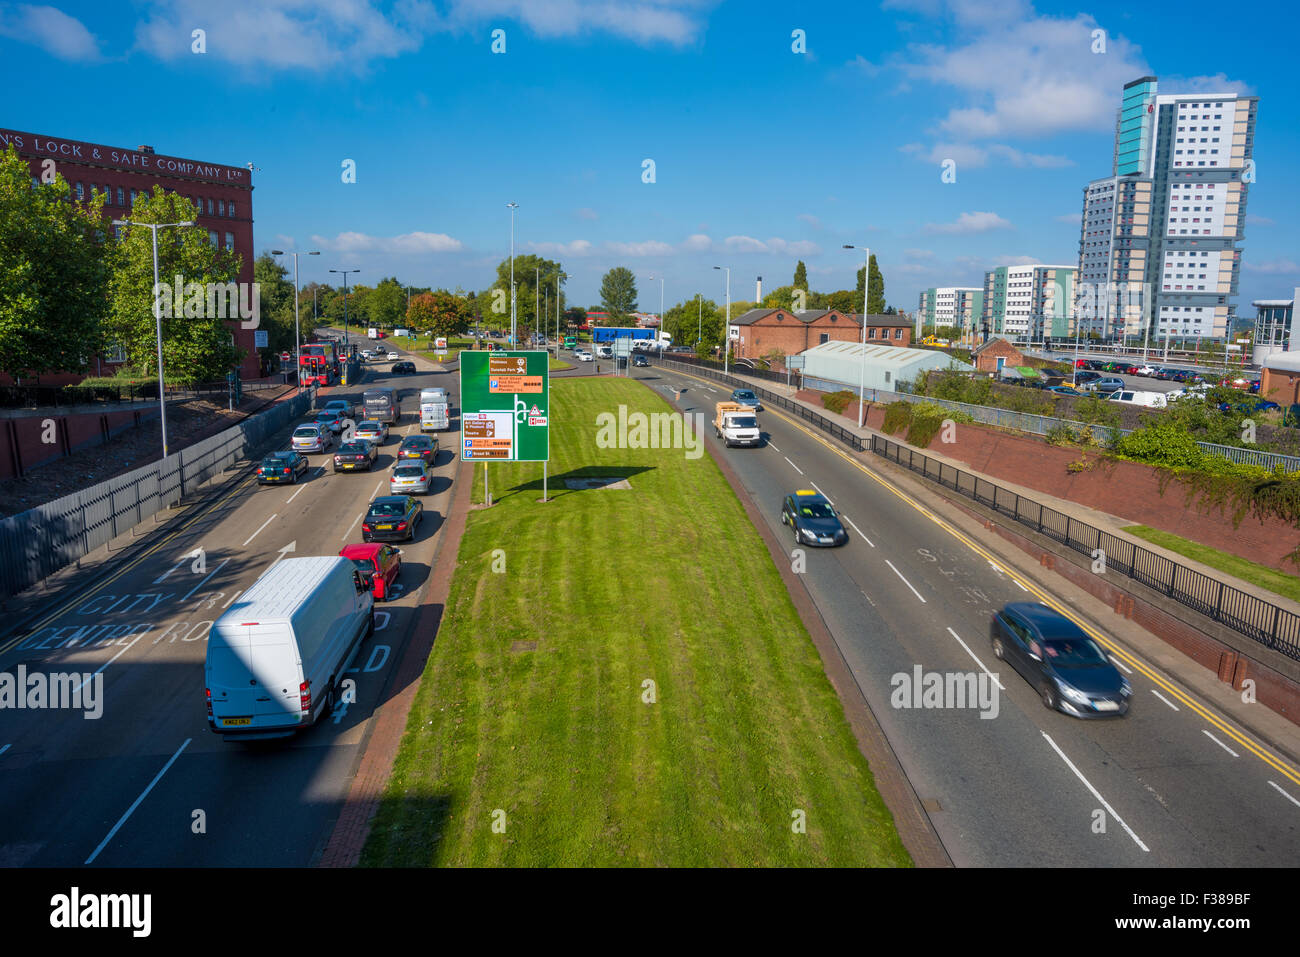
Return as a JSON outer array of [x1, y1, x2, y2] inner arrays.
[[729, 308, 912, 361], [1261, 352, 1300, 405], [972, 336, 1026, 374], [1, 128, 257, 382]]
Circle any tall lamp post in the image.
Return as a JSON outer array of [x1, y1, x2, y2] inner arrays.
[[843, 244, 872, 428], [271, 248, 320, 391], [113, 216, 196, 458], [713, 265, 730, 375], [648, 273, 665, 348], [697, 293, 702, 348], [329, 268, 360, 345], [507, 202, 519, 345], [555, 272, 566, 351]]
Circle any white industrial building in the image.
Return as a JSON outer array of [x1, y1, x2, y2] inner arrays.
[[800, 341, 974, 393]]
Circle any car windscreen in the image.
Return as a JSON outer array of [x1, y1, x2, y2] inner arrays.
[[314, 412, 336, 421], [262, 456, 289, 466], [348, 557, 375, 573], [293, 427, 319, 437], [798, 502, 835, 519], [735, 391, 755, 399], [357, 421, 381, 431], [402, 439, 431, 449], [733, 416, 757, 428], [1043, 637, 1109, 666], [394, 465, 425, 477], [338, 443, 366, 454], [369, 502, 405, 516]]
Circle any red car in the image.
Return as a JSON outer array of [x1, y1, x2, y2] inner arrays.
[[339, 542, 402, 601]]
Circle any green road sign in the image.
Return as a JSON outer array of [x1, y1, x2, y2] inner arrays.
[[459, 350, 550, 462]]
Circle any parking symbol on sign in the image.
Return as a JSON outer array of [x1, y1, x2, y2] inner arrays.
[[490, 379, 498, 390], [464, 439, 472, 448]]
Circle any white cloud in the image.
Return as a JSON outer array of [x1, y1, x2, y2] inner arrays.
[[442, 0, 707, 46], [996, 255, 1039, 266], [681, 234, 713, 252], [924, 211, 1012, 234], [724, 235, 768, 253], [1159, 73, 1255, 96], [895, 263, 932, 274], [576, 207, 599, 221], [1244, 259, 1299, 275], [722, 235, 819, 255], [1247, 215, 1274, 226], [529, 239, 595, 257], [273, 234, 297, 248], [0, 4, 99, 60], [311, 230, 463, 253], [901, 140, 1068, 170], [903, 248, 935, 259], [606, 239, 674, 257]]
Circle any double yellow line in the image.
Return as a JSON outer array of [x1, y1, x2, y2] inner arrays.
[[666, 364, 1300, 787]]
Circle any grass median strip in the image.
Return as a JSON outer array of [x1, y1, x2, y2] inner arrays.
[[361, 377, 910, 866], [1121, 524, 1300, 604]]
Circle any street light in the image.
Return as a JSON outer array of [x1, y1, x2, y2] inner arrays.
[[555, 272, 566, 350], [648, 273, 665, 350], [843, 244, 871, 428], [507, 202, 519, 345], [713, 265, 730, 375], [535, 266, 541, 347], [114, 216, 196, 459], [271, 249, 320, 391], [329, 268, 360, 344]]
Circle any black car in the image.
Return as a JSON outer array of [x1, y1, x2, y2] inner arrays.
[[780, 490, 848, 547], [991, 602, 1131, 717], [1073, 370, 1102, 384], [256, 451, 309, 485], [332, 439, 378, 472], [391, 361, 416, 374], [362, 495, 424, 543], [632, 354, 649, 367], [397, 434, 437, 464]]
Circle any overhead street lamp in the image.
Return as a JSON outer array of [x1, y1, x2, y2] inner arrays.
[[507, 202, 519, 345], [713, 265, 730, 375], [114, 216, 196, 459], [271, 248, 320, 391], [648, 273, 665, 348], [555, 272, 566, 351], [329, 268, 360, 345], [844, 244, 872, 428]]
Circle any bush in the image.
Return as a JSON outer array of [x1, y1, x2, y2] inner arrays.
[[882, 401, 913, 436], [1113, 423, 1205, 468], [905, 402, 970, 448], [822, 389, 856, 415]]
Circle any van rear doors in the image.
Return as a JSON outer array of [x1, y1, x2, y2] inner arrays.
[[206, 621, 302, 734]]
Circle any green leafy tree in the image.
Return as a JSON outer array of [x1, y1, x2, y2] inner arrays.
[[761, 285, 799, 310], [854, 254, 886, 314], [367, 277, 405, 329], [793, 260, 808, 291], [0, 144, 110, 382], [253, 252, 298, 354], [493, 255, 562, 333], [408, 290, 473, 340], [106, 188, 241, 382], [599, 266, 638, 323], [824, 290, 854, 313]]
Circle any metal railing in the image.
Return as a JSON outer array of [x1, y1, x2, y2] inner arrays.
[[0, 390, 311, 600], [871, 434, 1300, 661]]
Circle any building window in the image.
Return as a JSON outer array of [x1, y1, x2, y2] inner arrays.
[[208, 230, 219, 246], [868, 327, 877, 339], [103, 340, 128, 363], [218, 199, 225, 217], [75, 181, 84, 200], [207, 198, 214, 215], [894, 328, 903, 340], [225, 231, 234, 248], [228, 200, 236, 218], [819, 333, 829, 344]]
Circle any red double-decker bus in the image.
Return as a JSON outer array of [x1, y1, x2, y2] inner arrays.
[[299, 343, 339, 386]]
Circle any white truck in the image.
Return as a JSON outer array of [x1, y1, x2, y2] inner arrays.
[[205, 556, 374, 740], [420, 387, 449, 432], [714, 401, 762, 448]]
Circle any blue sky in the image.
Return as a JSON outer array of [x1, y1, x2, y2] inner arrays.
[[2, 0, 1296, 315]]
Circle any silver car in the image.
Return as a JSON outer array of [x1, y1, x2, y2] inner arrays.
[[390, 461, 431, 495], [355, 420, 388, 444], [292, 423, 333, 453]]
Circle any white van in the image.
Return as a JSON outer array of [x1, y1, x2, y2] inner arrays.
[[205, 556, 374, 740], [1104, 389, 1167, 409], [420, 387, 449, 432], [367, 327, 378, 339]]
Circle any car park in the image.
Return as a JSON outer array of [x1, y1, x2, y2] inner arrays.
[[362, 495, 424, 543], [397, 434, 437, 463], [340, 543, 403, 601], [256, 451, 309, 485], [355, 420, 388, 444], [731, 388, 762, 411], [990, 602, 1131, 717], [780, 490, 848, 547], [292, 423, 334, 454], [1085, 376, 1125, 394], [1134, 364, 1156, 377], [390, 461, 432, 495], [333, 439, 378, 472], [391, 361, 417, 374], [1103, 390, 1167, 409]]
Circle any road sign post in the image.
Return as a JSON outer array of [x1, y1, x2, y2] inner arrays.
[[460, 350, 551, 502]]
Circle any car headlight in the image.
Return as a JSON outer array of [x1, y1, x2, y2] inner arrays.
[[1057, 680, 1091, 704], [799, 527, 816, 541], [1120, 678, 1132, 696]]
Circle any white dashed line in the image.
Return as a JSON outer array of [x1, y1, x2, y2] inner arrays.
[[1013, 580, 1029, 592], [342, 512, 365, 541], [768, 442, 780, 452], [151, 556, 188, 585], [841, 515, 874, 547], [783, 456, 803, 475], [946, 627, 1005, 690], [1110, 656, 1133, 674], [86, 738, 192, 865], [286, 482, 308, 504], [885, 560, 926, 603], [1202, 729, 1239, 758], [1042, 732, 1148, 852], [1268, 780, 1300, 808], [241, 515, 276, 547], [180, 557, 229, 602], [1150, 689, 1179, 711], [809, 482, 831, 502]]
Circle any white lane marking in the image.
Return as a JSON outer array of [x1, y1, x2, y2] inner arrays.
[[1150, 688, 1179, 711], [1041, 732, 1149, 853], [86, 738, 192, 864], [810, 482, 831, 502], [151, 555, 188, 585], [1268, 780, 1300, 808], [841, 515, 874, 547], [946, 627, 1005, 690], [241, 515, 276, 547], [1110, 656, 1133, 675], [72, 633, 146, 694], [1202, 729, 1239, 758], [180, 557, 230, 603], [1013, 580, 1029, 592], [783, 456, 803, 475], [342, 511, 365, 542], [885, 560, 926, 603], [987, 561, 1003, 576], [768, 442, 780, 452], [222, 590, 243, 609], [0, 744, 9, 757], [286, 483, 307, 504], [372, 479, 384, 498]]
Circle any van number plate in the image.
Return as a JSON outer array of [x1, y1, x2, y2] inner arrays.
[[222, 717, 252, 726]]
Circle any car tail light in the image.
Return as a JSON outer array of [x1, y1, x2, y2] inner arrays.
[[256, 468, 263, 474], [397, 521, 408, 530], [205, 687, 212, 719], [299, 681, 311, 716], [362, 523, 371, 532], [283, 468, 290, 474]]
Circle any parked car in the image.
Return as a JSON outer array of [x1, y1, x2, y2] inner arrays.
[[1049, 386, 1083, 397], [1103, 390, 1167, 409], [257, 450, 309, 485], [1133, 364, 1156, 377], [340, 542, 402, 602], [1073, 370, 1102, 384], [391, 361, 417, 375], [1217, 397, 1280, 413], [390, 461, 432, 495], [362, 495, 424, 543], [397, 434, 437, 464], [990, 602, 1131, 717], [780, 490, 848, 547], [354, 420, 388, 445], [333, 439, 378, 472], [292, 423, 334, 454], [1086, 376, 1125, 394]]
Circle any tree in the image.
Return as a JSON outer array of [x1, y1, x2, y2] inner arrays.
[[599, 266, 638, 323], [0, 144, 110, 382], [408, 290, 473, 340], [563, 305, 586, 329], [494, 254, 563, 334], [106, 187, 241, 381], [824, 290, 854, 313], [253, 253, 298, 354], [761, 285, 799, 311], [854, 254, 886, 314], [368, 276, 405, 328], [793, 260, 808, 291]]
